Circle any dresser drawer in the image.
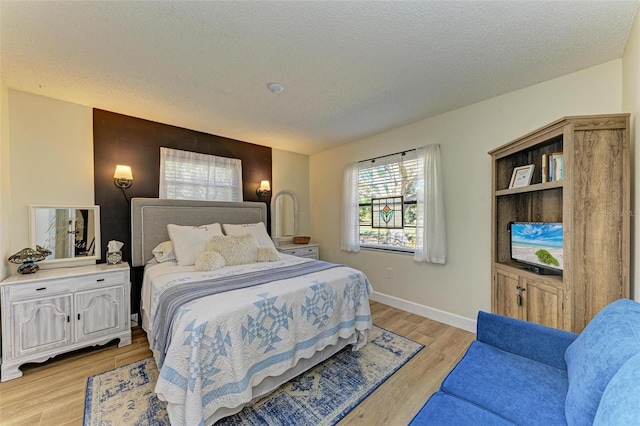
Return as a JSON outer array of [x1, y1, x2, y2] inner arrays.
[[9, 280, 74, 301], [75, 271, 126, 291], [280, 245, 319, 259]]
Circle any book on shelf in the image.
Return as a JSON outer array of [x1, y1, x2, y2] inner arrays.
[[554, 153, 564, 180], [542, 152, 564, 182]]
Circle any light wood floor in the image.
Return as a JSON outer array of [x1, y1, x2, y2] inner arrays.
[[0, 301, 475, 425]]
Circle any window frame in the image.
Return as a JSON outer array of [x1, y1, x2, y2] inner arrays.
[[357, 151, 418, 254]]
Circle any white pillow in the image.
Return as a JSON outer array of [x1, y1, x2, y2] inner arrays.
[[167, 223, 223, 266], [207, 233, 259, 266], [194, 250, 226, 271], [151, 241, 176, 263], [223, 222, 276, 249]]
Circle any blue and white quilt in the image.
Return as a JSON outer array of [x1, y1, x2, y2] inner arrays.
[[142, 255, 372, 425]]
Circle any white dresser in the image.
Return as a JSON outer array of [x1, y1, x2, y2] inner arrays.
[[277, 243, 319, 260], [0, 263, 131, 382]]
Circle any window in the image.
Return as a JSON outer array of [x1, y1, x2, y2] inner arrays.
[[342, 144, 446, 263], [358, 151, 418, 252], [159, 147, 243, 201]]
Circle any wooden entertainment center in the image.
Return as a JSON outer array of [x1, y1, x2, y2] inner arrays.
[[489, 114, 630, 333]]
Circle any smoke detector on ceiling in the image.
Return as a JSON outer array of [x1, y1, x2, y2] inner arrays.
[[267, 83, 284, 94]]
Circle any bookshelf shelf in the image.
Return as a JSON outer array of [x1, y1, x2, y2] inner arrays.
[[489, 114, 630, 333], [495, 180, 563, 197]]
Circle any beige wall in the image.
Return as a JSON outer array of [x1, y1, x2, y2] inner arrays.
[[271, 149, 310, 237], [310, 60, 624, 325], [0, 82, 10, 280], [7, 90, 95, 264], [623, 10, 640, 301]]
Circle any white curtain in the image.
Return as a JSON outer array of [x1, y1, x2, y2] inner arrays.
[[159, 147, 243, 201], [341, 162, 360, 252], [414, 144, 447, 263]]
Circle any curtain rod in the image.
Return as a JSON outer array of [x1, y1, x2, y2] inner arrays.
[[358, 148, 417, 164]]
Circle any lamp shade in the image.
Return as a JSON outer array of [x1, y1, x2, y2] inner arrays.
[[114, 165, 133, 180], [259, 180, 271, 192]]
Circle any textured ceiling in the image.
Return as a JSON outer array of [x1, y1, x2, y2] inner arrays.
[[1, 1, 638, 154]]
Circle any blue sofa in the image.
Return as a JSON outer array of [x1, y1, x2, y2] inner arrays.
[[409, 298, 640, 425]]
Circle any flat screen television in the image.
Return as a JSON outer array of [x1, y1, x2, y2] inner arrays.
[[510, 222, 563, 274]]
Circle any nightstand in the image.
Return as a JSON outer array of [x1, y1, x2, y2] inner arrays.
[[277, 243, 319, 260], [0, 263, 132, 382]]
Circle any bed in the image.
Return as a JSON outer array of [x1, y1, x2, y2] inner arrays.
[[131, 198, 373, 425]]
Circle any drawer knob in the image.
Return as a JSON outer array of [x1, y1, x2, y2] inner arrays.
[[97, 278, 105, 282], [36, 287, 47, 291]]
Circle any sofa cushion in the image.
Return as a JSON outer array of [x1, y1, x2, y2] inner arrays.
[[593, 352, 640, 425], [409, 392, 514, 426], [477, 311, 577, 370], [564, 299, 640, 426], [441, 341, 568, 425]]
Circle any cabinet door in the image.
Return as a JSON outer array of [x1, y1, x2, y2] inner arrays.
[[523, 279, 564, 329], [75, 285, 126, 342], [493, 268, 523, 320], [11, 295, 73, 358]]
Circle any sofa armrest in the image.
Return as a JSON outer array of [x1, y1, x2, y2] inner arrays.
[[476, 311, 578, 370]]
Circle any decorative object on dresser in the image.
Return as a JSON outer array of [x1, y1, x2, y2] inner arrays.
[[106, 240, 124, 265], [278, 243, 319, 260], [489, 114, 630, 333], [0, 263, 132, 382], [8, 247, 50, 274], [293, 235, 311, 244], [106, 251, 123, 265]]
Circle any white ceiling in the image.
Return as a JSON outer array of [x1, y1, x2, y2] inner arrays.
[[1, 1, 638, 155]]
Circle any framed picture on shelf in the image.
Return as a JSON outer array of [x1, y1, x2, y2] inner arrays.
[[509, 164, 535, 189]]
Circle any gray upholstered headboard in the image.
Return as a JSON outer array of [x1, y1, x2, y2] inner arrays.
[[131, 198, 267, 267]]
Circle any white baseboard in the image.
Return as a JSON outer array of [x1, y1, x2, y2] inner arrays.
[[370, 291, 477, 333]]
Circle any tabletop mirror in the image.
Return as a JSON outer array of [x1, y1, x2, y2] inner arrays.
[[271, 190, 299, 245], [29, 205, 101, 266]]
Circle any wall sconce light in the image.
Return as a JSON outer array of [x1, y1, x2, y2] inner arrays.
[[114, 165, 133, 203], [256, 180, 271, 198]]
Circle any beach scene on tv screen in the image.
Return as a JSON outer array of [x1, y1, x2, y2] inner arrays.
[[511, 223, 563, 271]]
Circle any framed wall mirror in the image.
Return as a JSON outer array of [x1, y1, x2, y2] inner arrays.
[[29, 205, 101, 266], [271, 190, 299, 244]]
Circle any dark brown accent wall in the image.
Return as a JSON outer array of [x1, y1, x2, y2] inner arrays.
[[93, 109, 272, 315]]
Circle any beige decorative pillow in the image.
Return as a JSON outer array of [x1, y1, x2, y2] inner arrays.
[[167, 223, 223, 266], [257, 246, 280, 262], [152, 241, 176, 263], [207, 233, 259, 266], [194, 250, 226, 271]]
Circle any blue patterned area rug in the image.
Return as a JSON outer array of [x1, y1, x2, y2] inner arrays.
[[84, 325, 422, 425]]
